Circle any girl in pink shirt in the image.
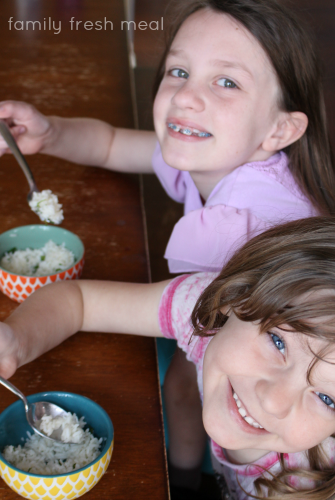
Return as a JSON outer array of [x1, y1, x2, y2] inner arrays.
[[0, 0, 334, 495], [0, 216, 335, 500]]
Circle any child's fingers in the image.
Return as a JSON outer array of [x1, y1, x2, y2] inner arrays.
[[0, 356, 17, 379], [8, 124, 26, 137], [0, 135, 10, 150], [0, 100, 36, 124], [0, 124, 27, 152], [0, 101, 20, 121], [0, 323, 20, 379], [0, 148, 11, 157]]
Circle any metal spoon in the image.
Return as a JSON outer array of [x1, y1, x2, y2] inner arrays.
[[0, 375, 78, 444], [0, 120, 40, 202]]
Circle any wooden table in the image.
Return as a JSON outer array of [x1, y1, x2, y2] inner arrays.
[[0, 1, 169, 498]]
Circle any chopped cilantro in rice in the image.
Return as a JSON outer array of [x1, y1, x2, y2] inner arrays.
[[0, 240, 75, 276], [28, 190, 64, 225]]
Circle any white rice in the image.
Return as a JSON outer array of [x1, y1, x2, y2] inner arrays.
[[28, 189, 64, 224], [40, 412, 86, 444], [0, 240, 75, 276], [2, 413, 102, 475]]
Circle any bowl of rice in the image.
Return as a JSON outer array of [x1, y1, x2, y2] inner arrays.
[[0, 392, 114, 499], [0, 225, 85, 302]]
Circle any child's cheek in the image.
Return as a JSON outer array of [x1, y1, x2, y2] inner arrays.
[[153, 82, 172, 125], [152, 96, 162, 136], [202, 398, 219, 441]]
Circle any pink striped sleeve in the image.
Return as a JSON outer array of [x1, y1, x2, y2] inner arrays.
[[158, 275, 190, 339], [157, 272, 219, 344]]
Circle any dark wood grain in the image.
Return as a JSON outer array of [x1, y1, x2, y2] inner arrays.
[[0, 1, 169, 499]]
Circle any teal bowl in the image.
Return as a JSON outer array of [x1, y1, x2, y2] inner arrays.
[[0, 225, 85, 302], [0, 392, 114, 499]]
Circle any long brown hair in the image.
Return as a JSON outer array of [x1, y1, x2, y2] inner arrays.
[[153, 0, 335, 216], [191, 216, 335, 499]]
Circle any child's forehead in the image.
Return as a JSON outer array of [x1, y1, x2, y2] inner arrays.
[[268, 288, 335, 328], [170, 8, 272, 70]]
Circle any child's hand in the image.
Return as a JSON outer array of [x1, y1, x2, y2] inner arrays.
[[0, 322, 21, 379], [0, 100, 51, 157]]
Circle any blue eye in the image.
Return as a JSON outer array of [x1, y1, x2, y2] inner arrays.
[[270, 333, 285, 354], [316, 392, 335, 409], [217, 78, 237, 88], [170, 68, 189, 79]]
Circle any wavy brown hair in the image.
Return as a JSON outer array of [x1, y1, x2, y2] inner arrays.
[[191, 216, 335, 499], [153, 0, 335, 215]]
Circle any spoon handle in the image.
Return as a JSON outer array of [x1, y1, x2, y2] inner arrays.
[[0, 120, 37, 192], [0, 375, 29, 413]]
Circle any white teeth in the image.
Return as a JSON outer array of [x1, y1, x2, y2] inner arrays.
[[238, 408, 247, 417], [233, 391, 264, 429], [181, 128, 192, 136], [168, 123, 211, 138], [169, 124, 180, 132]]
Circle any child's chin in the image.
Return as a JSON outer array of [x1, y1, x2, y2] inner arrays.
[[161, 149, 193, 171]]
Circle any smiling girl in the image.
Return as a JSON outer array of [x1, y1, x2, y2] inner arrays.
[[0, 0, 334, 495], [1, 216, 335, 500]]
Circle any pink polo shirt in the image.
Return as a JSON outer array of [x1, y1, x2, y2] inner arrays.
[[152, 143, 317, 273], [158, 273, 335, 499]]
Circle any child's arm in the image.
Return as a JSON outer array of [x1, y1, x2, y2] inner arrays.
[[0, 100, 157, 173], [0, 278, 169, 379]]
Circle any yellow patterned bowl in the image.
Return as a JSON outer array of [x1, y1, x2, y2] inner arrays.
[[0, 225, 85, 303], [0, 392, 114, 499]]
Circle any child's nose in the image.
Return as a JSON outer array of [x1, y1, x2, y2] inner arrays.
[[256, 378, 300, 419], [171, 80, 205, 112]]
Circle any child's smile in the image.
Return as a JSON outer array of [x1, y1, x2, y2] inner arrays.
[[232, 389, 263, 429], [167, 121, 212, 139], [227, 381, 268, 439], [153, 8, 283, 199], [202, 311, 335, 464]]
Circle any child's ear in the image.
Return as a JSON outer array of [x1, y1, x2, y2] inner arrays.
[[262, 112, 308, 152]]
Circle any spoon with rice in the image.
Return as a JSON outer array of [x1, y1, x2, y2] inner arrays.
[[0, 121, 63, 224], [0, 375, 83, 444]]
